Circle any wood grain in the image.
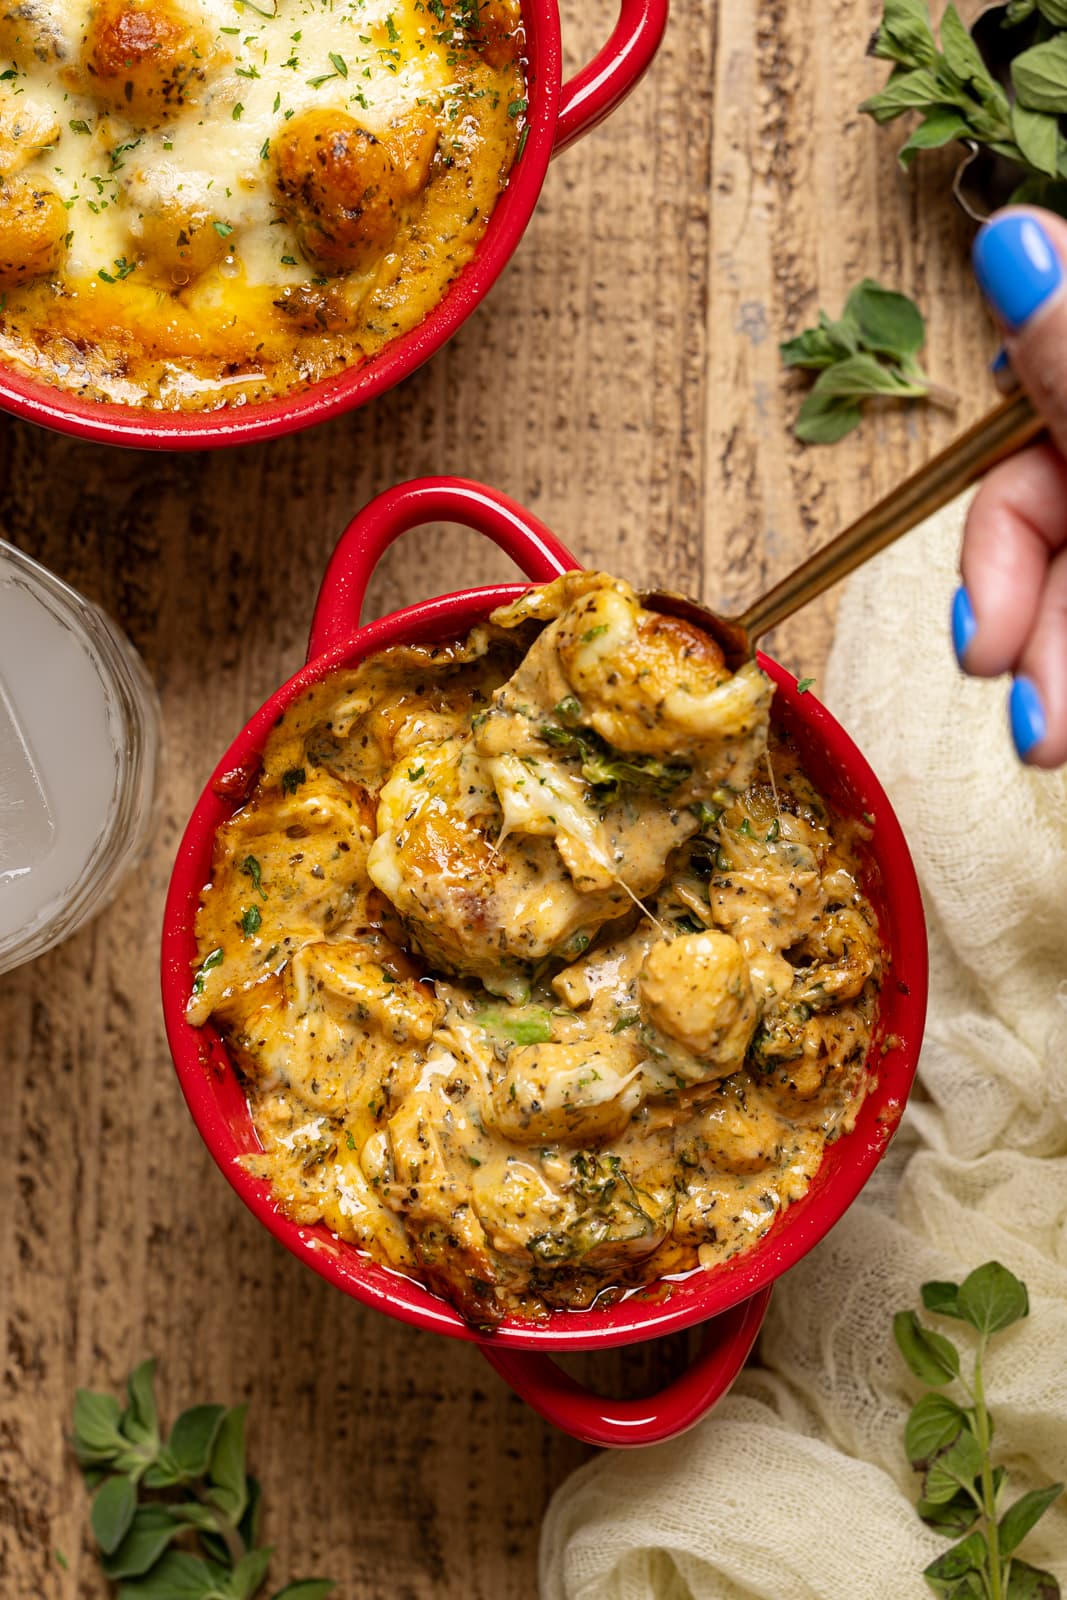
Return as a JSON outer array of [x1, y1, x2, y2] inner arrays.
[[0, 2, 993, 1594]]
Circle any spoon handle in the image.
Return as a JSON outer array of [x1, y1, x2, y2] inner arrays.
[[737, 388, 1042, 647]]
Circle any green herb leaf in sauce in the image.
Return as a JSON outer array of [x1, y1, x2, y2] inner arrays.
[[897, 1263, 1062, 1600], [240, 905, 262, 939], [191, 946, 223, 995], [71, 1362, 336, 1598], [477, 1006, 554, 1046], [240, 855, 268, 900], [611, 1011, 641, 1032], [538, 721, 691, 798], [281, 766, 306, 795]]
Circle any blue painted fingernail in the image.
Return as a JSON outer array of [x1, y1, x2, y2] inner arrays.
[[973, 214, 1064, 332], [951, 585, 976, 666], [1009, 676, 1046, 760]]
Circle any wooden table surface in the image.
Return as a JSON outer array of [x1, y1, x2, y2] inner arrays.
[[0, 2, 994, 1594]]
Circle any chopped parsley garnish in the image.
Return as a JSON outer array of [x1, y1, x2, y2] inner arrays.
[[281, 766, 306, 794], [797, 676, 815, 694], [191, 946, 224, 995], [97, 256, 137, 283], [240, 905, 262, 939], [240, 854, 267, 899]]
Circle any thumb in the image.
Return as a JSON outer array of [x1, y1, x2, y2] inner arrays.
[[973, 206, 1067, 456]]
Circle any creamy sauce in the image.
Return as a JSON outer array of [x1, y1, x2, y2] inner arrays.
[[0, 0, 523, 407], [189, 575, 882, 1324]]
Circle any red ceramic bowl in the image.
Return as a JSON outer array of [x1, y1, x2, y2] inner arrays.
[[0, 1, 667, 451], [161, 478, 928, 1447]]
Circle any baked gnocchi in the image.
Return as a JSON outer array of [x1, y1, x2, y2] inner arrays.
[[188, 574, 883, 1324], [0, 0, 524, 407]]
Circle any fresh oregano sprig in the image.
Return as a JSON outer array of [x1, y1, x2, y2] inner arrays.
[[780, 277, 956, 444], [896, 1261, 1063, 1599], [71, 1360, 334, 1600], [862, 0, 1067, 209]]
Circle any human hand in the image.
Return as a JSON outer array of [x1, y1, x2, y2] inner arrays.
[[955, 207, 1067, 767]]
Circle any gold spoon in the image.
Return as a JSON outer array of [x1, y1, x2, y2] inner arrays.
[[647, 389, 1042, 671]]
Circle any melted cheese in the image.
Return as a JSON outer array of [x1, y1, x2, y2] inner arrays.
[[0, 0, 524, 406], [189, 577, 883, 1325]]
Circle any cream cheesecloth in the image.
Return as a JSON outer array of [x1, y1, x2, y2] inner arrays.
[[540, 496, 1067, 1600]]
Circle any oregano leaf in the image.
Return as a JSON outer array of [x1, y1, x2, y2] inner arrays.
[[859, 65, 943, 123], [921, 1280, 964, 1319], [845, 278, 925, 355], [905, 1393, 967, 1465], [72, 1390, 124, 1462], [206, 1405, 249, 1525], [917, 1487, 981, 1537], [238, 1475, 263, 1551], [1013, 35, 1067, 112], [871, 0, 939, 68], [793, 393, 864, 445], [101, 1505, 183, 1580], [169, 1405, 228, 1479], [898, 108, 971, 165], [922, 1530, 989, 1585], [90, 1474, 137, 1555], [939, 4, 1009, 112], [1003, 1559, 1062, 1599], [956, 1261, 1030, 1336], [924, 1430, 985, 1505], [1012, 102, 1061, 177], [894, 1309, 962, 1385], [780, 326, 844, 369], [115, 1549, 227, 1599], [122, 1360, 160, 1450], [229, 1546, 273, 1599], [999, 1483, 1064, 1555]]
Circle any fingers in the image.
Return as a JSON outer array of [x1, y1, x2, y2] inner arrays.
[[1012, 539, 1067, 767], [973, 208, 1067, 460], [958, 444, 1067, 765], [958, 442, 1067, 677], [961, 207, 1067, 764]]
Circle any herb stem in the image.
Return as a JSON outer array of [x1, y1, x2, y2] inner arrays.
[[922, 380, 960, 414], [194, 1485, 246, 1569], [972, 1338, 1003, 1600]]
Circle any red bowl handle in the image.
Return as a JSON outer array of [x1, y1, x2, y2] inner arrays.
[[306, 477, 580, 660], [480, 1286, 770, 1447], [553, 0, 670, 156]]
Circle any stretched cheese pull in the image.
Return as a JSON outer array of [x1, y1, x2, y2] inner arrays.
[[367, 573, 773, 995], [483, 571, 772, 789]]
